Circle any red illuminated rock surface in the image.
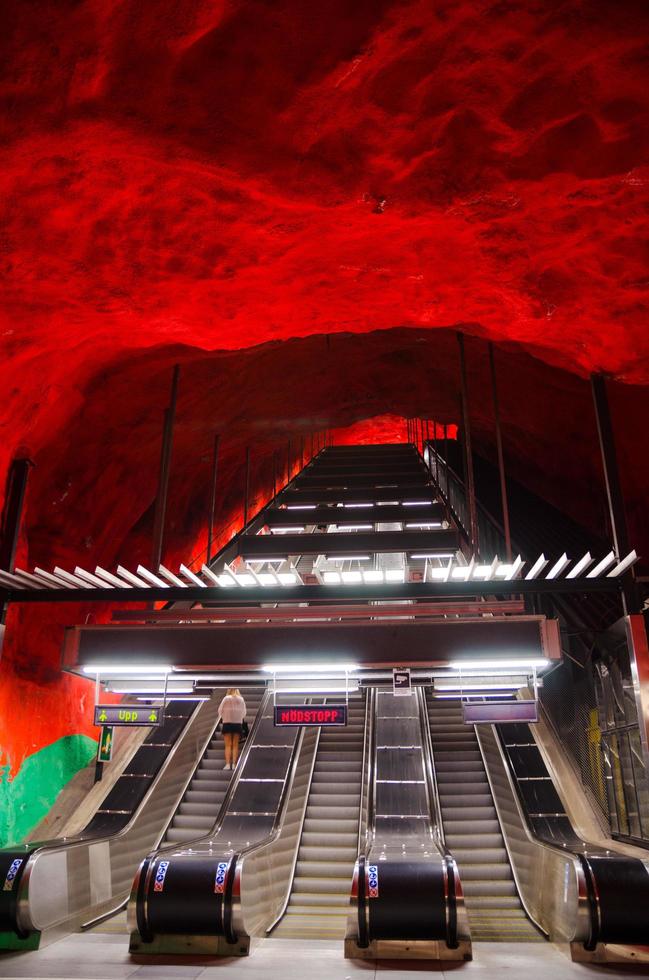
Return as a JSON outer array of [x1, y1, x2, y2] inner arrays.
[[0, 2, 648, 814]]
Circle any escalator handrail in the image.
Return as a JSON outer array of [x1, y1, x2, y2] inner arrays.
[[418, 686, 461, 949], [356, 687, 373, 855], [418, 686, 448, 852], [576, 854, 601, 951], [365, 687, 378, 849]]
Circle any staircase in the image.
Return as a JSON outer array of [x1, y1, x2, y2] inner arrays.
[[426, 693, 543, 941], [272, 696, 366, 939], [164, 688, 264, 845]]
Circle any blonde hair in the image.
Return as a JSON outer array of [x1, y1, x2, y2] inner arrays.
[[226, 687, 241, 697]]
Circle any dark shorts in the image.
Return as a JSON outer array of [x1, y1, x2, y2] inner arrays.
[[222, 722, 243, 735]]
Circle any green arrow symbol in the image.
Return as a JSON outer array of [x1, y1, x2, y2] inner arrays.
[[149, 711, 158, 723], [99, 710, 108, 723]]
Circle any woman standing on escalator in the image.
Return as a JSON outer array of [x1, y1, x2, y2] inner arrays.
[[218, 688, 247, 770]]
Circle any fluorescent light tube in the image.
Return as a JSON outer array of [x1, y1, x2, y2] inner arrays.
[[327, 555, 371, 561], [261, 663, 359, 673], [109, 684, 193, 693], [449, 658, 549, 671], [410, 553, 456, 560], [435, 683, 521, 691], [82, 664, 170, 675]]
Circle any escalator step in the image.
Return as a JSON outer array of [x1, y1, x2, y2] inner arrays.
[[458, 863, 514, 881], [461, 880, 518, 898]]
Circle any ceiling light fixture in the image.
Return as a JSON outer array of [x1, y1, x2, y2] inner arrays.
[[448, 658, 549, 671], [82, 664, 170, 675], [261, 663, 359, 673]]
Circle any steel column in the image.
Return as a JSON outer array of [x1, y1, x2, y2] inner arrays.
[[0, 457, 33, 635], [489, 343, 512, 561], [457, 334, 479, 557], [591, 373, 635, 611], [243, 446, 251, 528], [151, 364, 180, 570], [0, 458, 33, 572], [206, 434, 220, 565]]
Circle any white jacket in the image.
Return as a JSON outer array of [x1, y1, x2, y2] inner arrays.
[[219, 694, 246, 724]]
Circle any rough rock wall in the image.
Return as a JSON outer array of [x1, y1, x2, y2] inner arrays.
[[1, 0, 648, 842]]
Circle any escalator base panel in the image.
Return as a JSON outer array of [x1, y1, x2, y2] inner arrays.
[[344, 938, 472, 962], [570, 943, 649, 966], [0, 930, 41, 952], [129, 932, 250, 957]]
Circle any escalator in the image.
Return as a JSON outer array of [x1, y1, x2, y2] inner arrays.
[[270, 694, 366, 939], [345, 687, 471, 961], [425, 692, 543, 941], [0, 689, 266, 950], [163, 688, 264, 846], [0, 696, 217, 949], [128, 689, 317, 955]]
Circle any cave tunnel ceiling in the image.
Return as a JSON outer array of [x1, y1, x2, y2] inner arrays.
[[1, 0, 649, 573]]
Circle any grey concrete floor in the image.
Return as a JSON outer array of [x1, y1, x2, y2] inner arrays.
[[0, 915, 647, 980]]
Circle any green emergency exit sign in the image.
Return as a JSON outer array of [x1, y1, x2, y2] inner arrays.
[[97, 726, 113, 762], [93, 705, 164, 727]]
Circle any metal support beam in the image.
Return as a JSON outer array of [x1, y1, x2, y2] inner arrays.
[[0, 458, 34, 572], [457, 334, 479, 557], [2, 577, 621, 607], [238, 527, 458, 558], [489, 343, 512, 561], [206, 434, 220, 565], [442, 423, 450, 507], [151, 364, 180, 570], [591, 373, 635, 611], [112, 600, 527, 622], [0, 457, 34, 635], [243, 446, 251, 528]]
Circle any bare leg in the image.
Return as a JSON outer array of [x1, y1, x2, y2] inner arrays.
[[223, 733, 232, 768], [231, 733, 241, 768]]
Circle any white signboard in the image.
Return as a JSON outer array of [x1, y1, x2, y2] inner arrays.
[[393, 668, 412, 697]]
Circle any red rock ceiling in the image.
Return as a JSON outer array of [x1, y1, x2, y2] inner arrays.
[[1, 1, 649, 707]]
